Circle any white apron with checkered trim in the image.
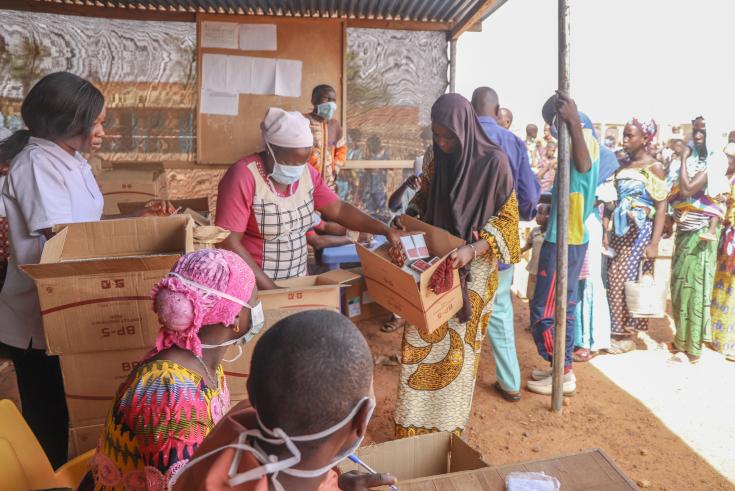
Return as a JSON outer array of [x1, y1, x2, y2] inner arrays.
[[249, 161, 315, 280]]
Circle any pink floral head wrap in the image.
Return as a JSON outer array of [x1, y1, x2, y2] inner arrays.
[[629, 118, 658, 146], [148, 249, 256, 358]]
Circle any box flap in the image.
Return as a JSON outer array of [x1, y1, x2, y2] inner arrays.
[[316, 269, 361, 286], [401, 215, 465, 257], [449, 433, 489, 472], [21, 255, 180, 280], [40, 226, 69, 263], [340, 432, 453, 481], [36, 215, 193, 263]]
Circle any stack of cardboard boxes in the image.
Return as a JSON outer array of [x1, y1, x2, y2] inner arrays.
[[21, 216, 194, 456], [20, 215, 367, 456]]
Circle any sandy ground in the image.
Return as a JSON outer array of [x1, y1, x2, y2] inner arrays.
[[1, 297, 733, 490], [362, 297, 735, 490]]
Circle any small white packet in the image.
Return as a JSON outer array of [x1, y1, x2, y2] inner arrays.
[[506, 471, 561, 491]]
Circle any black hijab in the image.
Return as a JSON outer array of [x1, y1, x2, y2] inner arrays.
[[425, 93, 514, 242]]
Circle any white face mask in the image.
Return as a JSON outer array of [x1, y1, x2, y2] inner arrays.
[[266, 141, 307, 185], [168, 397, 376, 491], [167, 272, 265, 359]]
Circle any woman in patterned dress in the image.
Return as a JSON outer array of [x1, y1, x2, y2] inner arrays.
[[668, 121, 730, 362], [711, 143, 735, 361], [603, 119, 668, 354], [394, 94, 520, 438], [85, 249, 261, 490], [216, 108, 400, 290]]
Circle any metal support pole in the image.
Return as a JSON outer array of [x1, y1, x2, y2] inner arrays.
[[551, 0, 571, 412], [449, 39, 457, 92]]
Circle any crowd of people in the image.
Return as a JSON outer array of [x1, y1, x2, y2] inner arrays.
[[0, 71, 734, 490]]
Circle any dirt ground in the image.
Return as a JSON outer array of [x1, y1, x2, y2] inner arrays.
[[1, 296, 732, 490], [361, 297, 734, 491]]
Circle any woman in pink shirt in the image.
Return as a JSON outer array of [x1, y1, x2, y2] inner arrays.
[[216, 108, 400, 289]]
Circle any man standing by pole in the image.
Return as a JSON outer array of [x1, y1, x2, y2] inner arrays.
[[526, 88, 598, 400], [471, 86, 540, 402]]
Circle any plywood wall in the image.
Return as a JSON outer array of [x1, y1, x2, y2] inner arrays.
[[196, 15, 344, 164]]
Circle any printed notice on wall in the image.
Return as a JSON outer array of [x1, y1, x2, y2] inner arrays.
[[201, 21, 238, 50], [239, 24, 277, 51], [275, 59, 302, 97], [201, 54, 229, 92], [200, 88, 239, 116], [250, 57, 277, 95]]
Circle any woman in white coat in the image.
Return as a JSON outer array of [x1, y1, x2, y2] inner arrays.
[[0, 72, 168, 467]]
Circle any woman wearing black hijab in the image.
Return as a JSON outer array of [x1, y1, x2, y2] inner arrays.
[[394, 93, 521, 437]]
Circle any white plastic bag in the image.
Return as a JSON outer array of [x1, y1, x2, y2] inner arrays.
[[506, 471, 561, 491]]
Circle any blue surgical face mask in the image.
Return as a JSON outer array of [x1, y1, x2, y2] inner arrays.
[[271, 162, 306, 185], [316, 101, 337, 120], [266, 142, 307, 185]]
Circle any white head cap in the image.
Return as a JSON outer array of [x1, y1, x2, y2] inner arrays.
[[261, 108, 314, 149]]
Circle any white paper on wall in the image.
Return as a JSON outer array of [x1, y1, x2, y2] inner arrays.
[[200, 88, 239, 116], [201, 53, 229, 92], [201, 21, 238, 49], [226, 56, 254, 93], [275, 59, 302, 97], [250, 57, 277, 95], [239, 24, 277, 51]]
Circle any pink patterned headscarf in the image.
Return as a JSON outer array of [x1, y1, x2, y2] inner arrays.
[[148, 249, 256, 358], [629, 118, 658, 146]]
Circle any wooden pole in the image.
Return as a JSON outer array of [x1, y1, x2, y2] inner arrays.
[[551, 0, 571, 412], [449, 39, 457, 92]]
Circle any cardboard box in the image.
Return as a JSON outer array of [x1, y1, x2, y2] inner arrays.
[[397, 448, 638, 490], [60, 348, 148, 426], [96, 168, 166, 216], [341, 268, 390, 323], [356, 216, 465, 334], [21, 215, 194, 355], [339, 432, 488, 484], [69, 424, 103, 458], [222, 271, 355, 398]]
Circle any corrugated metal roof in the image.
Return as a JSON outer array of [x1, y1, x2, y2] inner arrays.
[[25, 0, 495, 24]]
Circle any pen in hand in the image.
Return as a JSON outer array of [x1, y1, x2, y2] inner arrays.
[[348, 454, 399, 491]]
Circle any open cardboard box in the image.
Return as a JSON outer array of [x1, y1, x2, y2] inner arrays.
[[356, 216, 465, 334], [397, 448, 638, 490], [21, 215, 194, 355], [339, 432, 488, 486], [222, 269, 360, 398]]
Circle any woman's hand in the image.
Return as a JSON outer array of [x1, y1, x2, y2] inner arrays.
[[385, 227, 403, 250], [450, 245, 475, 269], [602, 231, 609, 250], [644, 242, 659, 260], [338, 471, 397, 491]]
